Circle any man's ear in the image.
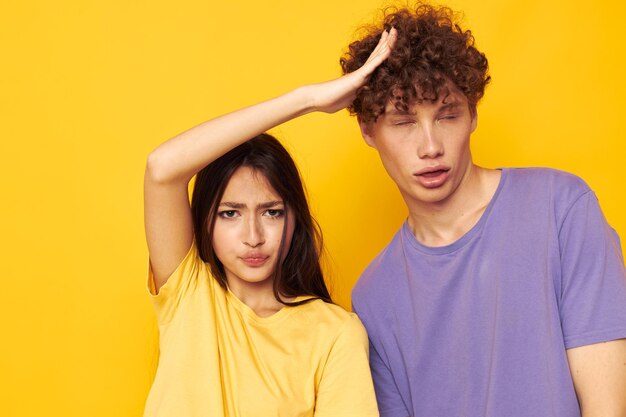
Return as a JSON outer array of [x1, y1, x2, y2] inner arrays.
[[358, 117, 377, 149], [470, 107, 478, 133]]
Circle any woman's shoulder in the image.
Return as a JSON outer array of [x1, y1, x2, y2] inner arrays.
[[147, 241, 221, 325], [292, 300, 367, 342], [296, 298, 352, 319]]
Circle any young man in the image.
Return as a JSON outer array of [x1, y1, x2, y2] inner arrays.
[[341, 4, 626, 417]]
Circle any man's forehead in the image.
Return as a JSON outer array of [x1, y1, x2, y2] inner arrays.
[[383, 88, 467, 113]]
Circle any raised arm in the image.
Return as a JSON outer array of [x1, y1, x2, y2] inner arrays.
[[144, 29, 397, 292]]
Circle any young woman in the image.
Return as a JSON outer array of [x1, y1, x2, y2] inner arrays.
[[143, 29, 397, 417]]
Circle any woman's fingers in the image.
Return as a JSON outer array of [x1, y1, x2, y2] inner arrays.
[[308, 28, 397, 113], [371, 27, 397, 62], [370, 29, 391, 58], [357, 27, 397, 77]]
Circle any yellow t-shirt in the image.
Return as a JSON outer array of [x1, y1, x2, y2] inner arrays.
[[143, 243, 378, 417]]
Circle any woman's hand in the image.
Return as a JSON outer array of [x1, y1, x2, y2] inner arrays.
[[145, 28, 396, 289], [307, 27, 397, 114]]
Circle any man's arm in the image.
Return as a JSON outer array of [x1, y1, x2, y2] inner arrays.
[[567, 339, 626, 417], [369, 341, 411, 417]]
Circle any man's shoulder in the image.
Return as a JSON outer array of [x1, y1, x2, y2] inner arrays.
[[505, 167, 589, 191], [503, 167, 592, 203], [353, 225, 405, 301]]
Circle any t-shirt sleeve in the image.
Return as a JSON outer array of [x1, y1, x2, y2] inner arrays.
[[147, 242, 207, 325], [369, 342, 410, 417], [352, 300, 409, 417], [314, 314, 379, 417], [559, 190, 626, 349]]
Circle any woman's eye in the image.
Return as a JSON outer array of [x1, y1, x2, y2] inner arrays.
[[219, 210, 238, 218], [264, 209, 284, 218]]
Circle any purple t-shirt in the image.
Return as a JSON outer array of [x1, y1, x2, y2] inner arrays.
[[352, 168, 626, 417]]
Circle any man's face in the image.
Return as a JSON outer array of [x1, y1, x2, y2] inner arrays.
[[360, 83, 477, 209]]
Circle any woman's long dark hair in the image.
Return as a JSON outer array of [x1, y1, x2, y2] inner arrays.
[[191, 133, 332, 305]]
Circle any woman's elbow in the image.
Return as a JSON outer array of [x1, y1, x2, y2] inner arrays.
[[145, 150, 178, 185]]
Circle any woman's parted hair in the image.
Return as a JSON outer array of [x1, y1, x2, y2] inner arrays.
[[341, 3, 490, 122], [191, 133, 332, 305]]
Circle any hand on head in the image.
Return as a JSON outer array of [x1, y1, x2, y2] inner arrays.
[[306, 28, 397, 114]]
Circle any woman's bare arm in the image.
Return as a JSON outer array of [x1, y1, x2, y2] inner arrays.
[[144, 29, 397, 292]]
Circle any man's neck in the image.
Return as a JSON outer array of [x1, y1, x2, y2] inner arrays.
[[406, 165, 501, 247]]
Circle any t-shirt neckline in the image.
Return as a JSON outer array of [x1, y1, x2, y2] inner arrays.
[[402, 168, 508, 255], [225, 288, 312, 324]]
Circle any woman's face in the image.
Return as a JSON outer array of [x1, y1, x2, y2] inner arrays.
[[212, 166, 295, 289]]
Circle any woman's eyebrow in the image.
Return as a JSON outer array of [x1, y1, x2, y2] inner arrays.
[[258, 201, 284, 209], [218, 201, 283, 209], [218, 202, 245, 209]]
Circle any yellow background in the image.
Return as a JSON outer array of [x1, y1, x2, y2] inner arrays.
[[1, 0, 624, 415]]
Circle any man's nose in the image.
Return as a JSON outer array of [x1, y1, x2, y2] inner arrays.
[[416, 125, 443, 159]]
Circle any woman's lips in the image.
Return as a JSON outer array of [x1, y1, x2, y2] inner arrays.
[[241, 256, 269, 267]]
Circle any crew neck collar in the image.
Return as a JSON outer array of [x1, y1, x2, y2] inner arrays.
[[402, 168, 508, 255], [225, 288, 313, 324]]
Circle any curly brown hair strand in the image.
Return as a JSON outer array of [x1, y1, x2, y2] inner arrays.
[[340, 3, 490, 122]]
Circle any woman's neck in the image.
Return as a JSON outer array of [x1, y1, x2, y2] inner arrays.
[[227, 278, 293, 317]]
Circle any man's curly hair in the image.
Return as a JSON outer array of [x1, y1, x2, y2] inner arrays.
[[340, 3, 490, 122]]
